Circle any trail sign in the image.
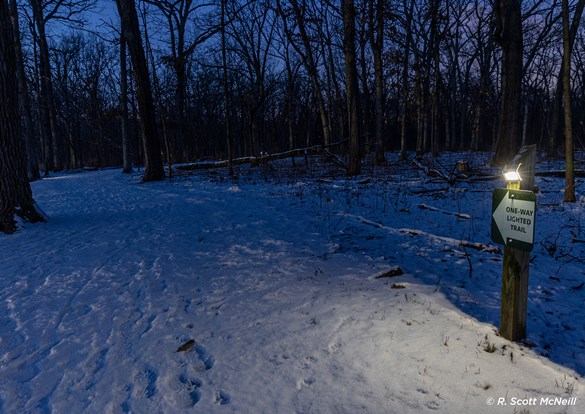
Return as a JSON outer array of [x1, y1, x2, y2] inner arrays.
[[491, 188, 536, 252]]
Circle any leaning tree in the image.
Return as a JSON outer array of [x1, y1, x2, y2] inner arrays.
[[116, 0, 164, 182], [0, 0, 45, 234]]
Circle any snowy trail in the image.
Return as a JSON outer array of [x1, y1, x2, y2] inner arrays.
[[1, 168, 584, 413], [1, 171, 346, 412]]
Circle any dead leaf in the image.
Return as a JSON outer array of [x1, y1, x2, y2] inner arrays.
[[375, 266, 404, 279], [176, 339, 196, 352]]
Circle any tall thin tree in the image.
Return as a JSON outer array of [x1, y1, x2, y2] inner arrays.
[[221, 0, 234, 175], [277, 0, 331, 146], [342, 0, 361, 176], [0, 0, 45, 233], [119, 19, 132, 174], [116, 0, 164, 182], [399, 0, 414, 160], [29, 0, 61, 171], [547, 0, 585, 157], [370, 0, 385, 164], [562, 0, 576, 202], [10, 0, 40, 180]]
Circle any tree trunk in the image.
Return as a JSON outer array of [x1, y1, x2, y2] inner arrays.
[[491, 0, 523, 166], [174, 49, 187, 161], [30, 0, 62, 172], [120, 22, 132, 173], [0, 1, 45, 233], [343, 0, 361, 176], [277, 0, 331, 146], [358, 28, 371, 155], [547, 0, 585, 157], [415, 54, 424, 155], [116, 0, 164, 182], [10, 0, 40, 181], [429, 0, 441, 159], [371, 0, 385, 164], [221, 0, 233, 175], [471, 40, 494, 151], [562, 0, 576, 202], [400, 0, 414, 160]]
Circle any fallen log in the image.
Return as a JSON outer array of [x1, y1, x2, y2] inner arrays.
[[418, 203, 471, 220], [176, 140, 349, 171]]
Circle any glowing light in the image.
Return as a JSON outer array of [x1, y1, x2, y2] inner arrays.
[[503, 164, 522, 182]]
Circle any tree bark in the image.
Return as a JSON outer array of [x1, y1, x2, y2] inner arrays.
[[491, 0, 523, 166], [10, 0, 40, 181], [429, 0, 441, 159], [370, 0, 385, 164], [343, 0, 361, 176], [562, 0, 576, 202], [116, 0, 164, 182], [400, 0, 414, 160], [120, 20, 132, 173], [0, 0, 45, 233], [547, 0, 585, 157], [277, 0, 331, 146], [221, 0, 233, 175], [30, 0, 62, 172]]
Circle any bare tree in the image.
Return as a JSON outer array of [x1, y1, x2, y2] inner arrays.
[[547, 0, 585, 157], [492, 0, 523, 166], [144, 0, 217, 162], [10, 0, 40, 180], [277, 0, 331, 146], [120, 19, 132, 173], [562, 0, 576, 202], [28, 0, 94, 172], [342, 0, 361, 175], [227, 0, 278, 156], [220, 0, 233, 174], [399, 0, 414, 159], [369, 0, 385, 164], [0, 0, 45, 233], [116, 0, 164, 181], [29, 0, 60, 171]]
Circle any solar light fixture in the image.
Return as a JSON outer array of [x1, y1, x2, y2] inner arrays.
[[503, 163, 522, 182]]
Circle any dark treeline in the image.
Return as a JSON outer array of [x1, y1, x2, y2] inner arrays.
[[9, 0, 585, 177]]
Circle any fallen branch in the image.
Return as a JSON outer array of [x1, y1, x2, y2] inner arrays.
[[353, 215, 501, 253], [399, 228, 500, 252], [176, 140, 349, 171], [418, 204, 471, 220], [412, 158, 455, 184]]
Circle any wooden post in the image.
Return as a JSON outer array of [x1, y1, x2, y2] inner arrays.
[[499, 145, 536, 341]]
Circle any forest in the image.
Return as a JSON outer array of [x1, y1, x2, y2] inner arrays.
[[2, 1, 585, 410], [1, 0, 584, 184]]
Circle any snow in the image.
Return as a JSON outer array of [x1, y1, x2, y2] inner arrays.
[[1, 152, 584, 413]]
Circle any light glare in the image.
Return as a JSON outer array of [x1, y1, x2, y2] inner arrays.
[[503, 164, 522, 182], [503, 171, 521, 182]]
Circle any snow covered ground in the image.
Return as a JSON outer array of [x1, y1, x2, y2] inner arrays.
[[1, 152, 584, 413]]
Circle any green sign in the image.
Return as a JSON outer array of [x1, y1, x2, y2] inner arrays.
[[491, 188, 536, 252]]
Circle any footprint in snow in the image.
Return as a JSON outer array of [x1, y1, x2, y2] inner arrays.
[[193, 343, 215, 372], [173, 340, 226, 406], [214, 390, 231, 405], [175, 375, 202, 408], [425, 400, 440, 410], [133, 367, 158, 399], [296, 377, 316, 390], [329, 342, 343, 354]]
